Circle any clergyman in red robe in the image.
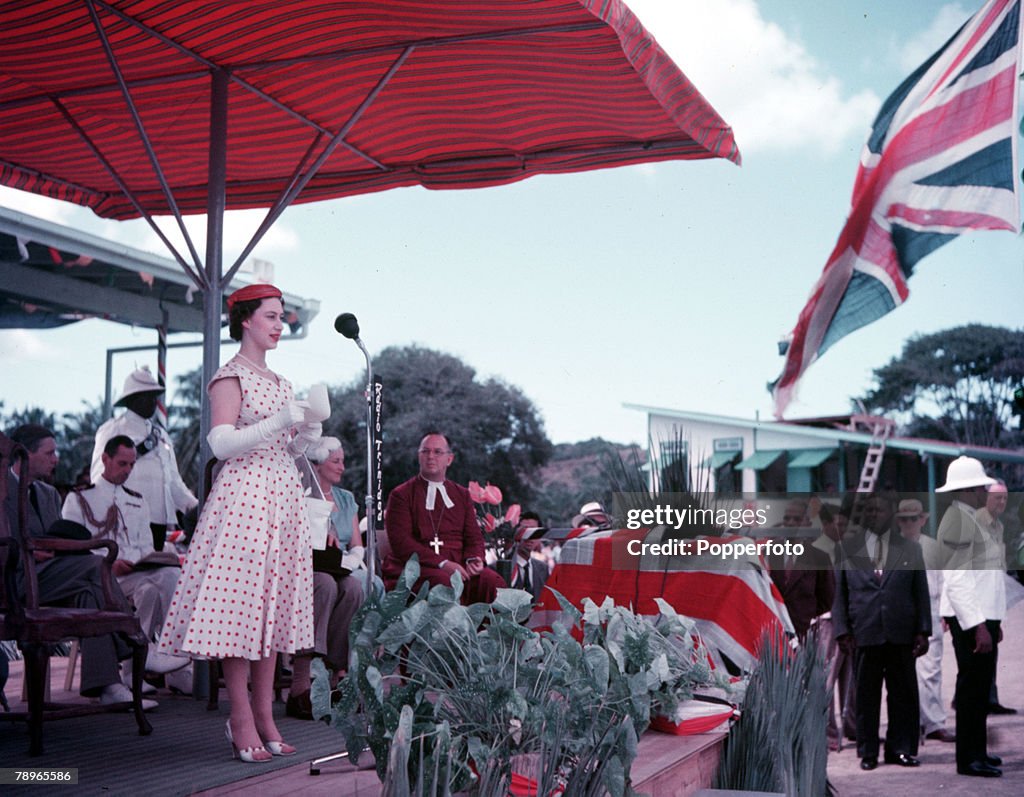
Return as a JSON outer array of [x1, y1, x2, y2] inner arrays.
[[383, 433, 505, 603]]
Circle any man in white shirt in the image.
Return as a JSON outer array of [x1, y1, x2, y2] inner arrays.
[[895, 499, 953, 743], [92, 367, 197, 551], [974, 481, 1015, 716], [936, 457, 1005, 778], [66, 434, 188, 679]]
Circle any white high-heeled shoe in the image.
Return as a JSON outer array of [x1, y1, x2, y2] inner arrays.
[[262, 739, 297, 757], [225, 720, 272, 763]]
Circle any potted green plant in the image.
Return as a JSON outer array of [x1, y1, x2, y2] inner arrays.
[[315, 558, 727, 796]]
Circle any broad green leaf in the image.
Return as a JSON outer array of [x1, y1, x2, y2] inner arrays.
[[583, 644, 609, 690], [493, 587, 533, 615], [366, 665, 384, 704]]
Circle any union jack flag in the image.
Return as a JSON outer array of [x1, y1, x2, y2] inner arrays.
[[771, 0, 1022, 417]]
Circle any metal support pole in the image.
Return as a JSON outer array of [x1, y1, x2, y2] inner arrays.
[[925, 454, 938, 537], [199, 67, 229, 501], [156, 307, 169, 428], [355, 338, 377, 589], [195, 66, 229, 703]]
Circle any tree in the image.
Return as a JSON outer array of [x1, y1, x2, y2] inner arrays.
[[325, 345, 552, 503], [168, 366, 204, 493], [859, 324, 1024, 449], [527, 438, 638, 526]]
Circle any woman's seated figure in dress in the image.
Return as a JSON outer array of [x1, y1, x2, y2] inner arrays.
[[287, 436, 368, 720]]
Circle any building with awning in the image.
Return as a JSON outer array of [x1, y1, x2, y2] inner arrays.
[[625, 403, 1024, 499], [0, 207, 318, 333], [0, 207, 319, 414]]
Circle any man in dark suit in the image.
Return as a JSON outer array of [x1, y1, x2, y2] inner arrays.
[[509, 511, 550, 603], [833, 494, 930, 771], [4, 424, 152, 707], [767, 499, 835, 641], [768, 543, 835, 641]]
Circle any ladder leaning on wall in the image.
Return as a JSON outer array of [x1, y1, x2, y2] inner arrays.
[[849, 414, 897, 493]]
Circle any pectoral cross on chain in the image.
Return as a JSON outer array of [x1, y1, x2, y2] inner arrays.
[[430, 535, 444, 555]]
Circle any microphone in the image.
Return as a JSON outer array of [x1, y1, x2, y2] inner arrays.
[[333, 310, 378, 588], [334, 312, 360, 340]]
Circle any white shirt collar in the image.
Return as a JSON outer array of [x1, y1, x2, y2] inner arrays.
[[422, 478, 454, 511]]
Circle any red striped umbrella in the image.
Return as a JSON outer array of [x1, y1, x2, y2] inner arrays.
[[0, 0, 739, 592], [0, 1, 737, 261]]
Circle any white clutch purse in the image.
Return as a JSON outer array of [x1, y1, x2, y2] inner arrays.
[[305, 496, 334, 550]]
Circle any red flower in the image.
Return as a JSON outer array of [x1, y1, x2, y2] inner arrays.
[[483, 483, 503, 505], [505, 503, 521, 527], [468, 481, 487, 503], [483, 513, 498, 532]]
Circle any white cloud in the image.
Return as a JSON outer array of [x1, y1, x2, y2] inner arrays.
[[137, 209, 301, 270], [0, 186, 300, 273], [627, 0, 881, 155], [0, 329, 61, 362], [0, 186, 83, 226], [893, 3, 972, 72]]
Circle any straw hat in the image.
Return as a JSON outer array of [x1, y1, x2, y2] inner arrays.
[[572, 501, 608, 527], [895, 499, 925, 517], [935, 456, 996, 493], [114, 366, 164, 406]]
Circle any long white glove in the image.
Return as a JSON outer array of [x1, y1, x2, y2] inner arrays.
[[286, 420, 323, 456], [208, 401, 306, 460]]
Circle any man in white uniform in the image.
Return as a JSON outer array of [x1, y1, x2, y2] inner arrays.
[[936, 457, 1006, 778], [67, 434, 189, 679], [895, 499, 953, 743], [92, 367, 198, 551]]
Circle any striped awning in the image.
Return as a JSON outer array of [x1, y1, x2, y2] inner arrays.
[[0, 0, 740, 221], [736, 450, 786, 470], [787, 448, 836, 468], [704, 450, 741, 469]]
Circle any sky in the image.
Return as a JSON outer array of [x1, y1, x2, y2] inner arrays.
[[1, 0, 1021, 448]]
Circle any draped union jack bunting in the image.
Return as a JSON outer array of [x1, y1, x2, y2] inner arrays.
[[529, 528, 792, 672], [771, 0, 1022, 417]]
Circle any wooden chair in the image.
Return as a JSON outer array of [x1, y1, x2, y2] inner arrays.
[[0, 432, 152, 755]]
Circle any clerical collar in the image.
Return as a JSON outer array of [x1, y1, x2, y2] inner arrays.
[[421, 476, 454, 511]]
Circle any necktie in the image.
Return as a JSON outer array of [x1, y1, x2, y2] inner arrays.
[[873, 537, 884, 580]]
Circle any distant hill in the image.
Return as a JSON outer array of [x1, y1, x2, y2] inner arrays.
[[527, 437, 644, 527]]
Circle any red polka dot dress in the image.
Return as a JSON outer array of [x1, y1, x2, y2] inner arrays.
[[159, 358, 314, 660]]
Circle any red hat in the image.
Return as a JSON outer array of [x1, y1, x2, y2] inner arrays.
[[226, 283, 282, 310]]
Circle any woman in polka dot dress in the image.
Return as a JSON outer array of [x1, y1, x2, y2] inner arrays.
[[159, 283, 317, 763]]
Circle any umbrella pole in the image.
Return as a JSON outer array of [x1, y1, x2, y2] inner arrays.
[[195, 68, 228, 702], [199, 67, 229, 502]]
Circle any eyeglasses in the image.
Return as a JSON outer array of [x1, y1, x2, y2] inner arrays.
[[419, 448, 450, 456], [897, 515, 923, 521]]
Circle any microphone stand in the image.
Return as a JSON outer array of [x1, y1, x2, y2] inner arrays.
[[311, 323, 374, 776], [352, 335, 377, 590]]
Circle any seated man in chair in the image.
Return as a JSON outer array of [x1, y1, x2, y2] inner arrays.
[[63, 434, 190, 685], [382, 433, 505, 602], [4, 424, 156, 709]]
